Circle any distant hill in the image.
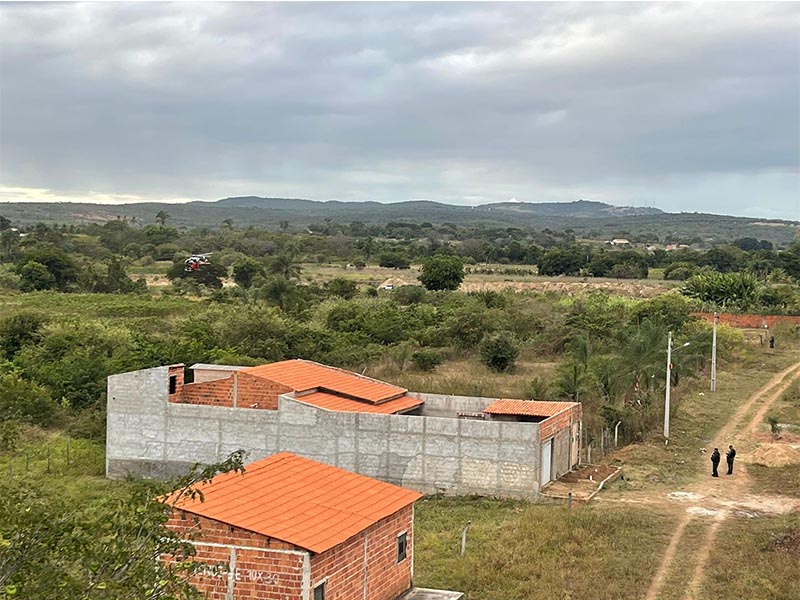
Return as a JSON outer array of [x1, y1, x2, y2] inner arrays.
[[475, 199, 664, 218], [0, 196, 797, 246], [213, 196, 663, 219]]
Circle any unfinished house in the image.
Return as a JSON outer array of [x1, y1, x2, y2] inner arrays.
[[107, 359, 582, 498], [162, 451, 463, 600]]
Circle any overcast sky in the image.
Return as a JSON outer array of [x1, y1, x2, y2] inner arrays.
[[1, 2, 798, 219]]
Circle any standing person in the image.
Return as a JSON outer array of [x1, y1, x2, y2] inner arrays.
[[711, 448, 721, 477], [769, 336, 775, 349], [726, 445, 736, 475]]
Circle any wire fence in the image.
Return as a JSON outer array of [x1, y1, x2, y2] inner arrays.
[[1, 437, 104, 479]]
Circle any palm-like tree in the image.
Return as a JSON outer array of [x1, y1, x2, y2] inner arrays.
[[155, 210, 170, 227], [267, 254, 301, 281]]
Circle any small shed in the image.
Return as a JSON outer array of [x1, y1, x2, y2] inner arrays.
[[484, 400, 582, 486], [163, 452, 423, 600]]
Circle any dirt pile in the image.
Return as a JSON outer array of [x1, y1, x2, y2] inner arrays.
[[744, 444, 800, 467]]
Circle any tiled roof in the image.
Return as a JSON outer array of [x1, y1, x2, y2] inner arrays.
[[483, 399, 578, 418], [296, 391, 423, 414], [242, 359, 406, 403], [165, 452, 421, 554]]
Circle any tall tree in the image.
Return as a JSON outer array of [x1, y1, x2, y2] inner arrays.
[[155, 210, 170, 227]]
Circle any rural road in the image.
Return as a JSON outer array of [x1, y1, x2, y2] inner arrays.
[[640, 360, 800, 600]]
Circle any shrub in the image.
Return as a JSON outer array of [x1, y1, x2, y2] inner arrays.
[[411, 350, 444, 372], [480, 332, 519, 372], [326, 277, 358, 299], [0, 371, 57, 426], [394, 285, 426, 305], [419, 256, 465, 291]]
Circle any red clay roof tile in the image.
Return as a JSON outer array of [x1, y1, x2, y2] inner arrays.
[[164, 452, 422, 554], [243, 359, 406, 403], [296, 391, 423, 414], [483, 399, 579, 418]]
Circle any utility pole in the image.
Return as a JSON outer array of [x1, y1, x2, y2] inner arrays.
[[664, 331, 673, 440], [711, 312, 718, 392]]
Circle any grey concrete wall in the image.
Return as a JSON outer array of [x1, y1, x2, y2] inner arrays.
[[107, 369, 543, 498], [412, 393, 499, 418]]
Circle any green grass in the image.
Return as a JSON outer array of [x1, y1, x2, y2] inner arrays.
[[746, 463, 800, 498], [700, 514, 800, 600], [0, 291, 194, 320], [765, 380, 800, 427], [656, 519, 714, 600], [605, 344, 800, 493], [414, 497, 677, 600]]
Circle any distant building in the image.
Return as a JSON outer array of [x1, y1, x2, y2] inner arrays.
[[608, 238, 630, 246], [162, 452, 463, 600]]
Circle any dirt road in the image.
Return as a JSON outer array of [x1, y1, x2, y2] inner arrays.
[[639, 361, 800, 600]]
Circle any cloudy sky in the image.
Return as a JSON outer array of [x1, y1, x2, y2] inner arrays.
[[0, 2, 798, 218]]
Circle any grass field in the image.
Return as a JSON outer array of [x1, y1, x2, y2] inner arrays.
[[747, 464, 800, 498], [413, 497, 677, 600], [699, 513, 800, 600], [604, 338, 800, 493]]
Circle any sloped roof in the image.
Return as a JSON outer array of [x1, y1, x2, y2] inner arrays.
[[164, 452, 421, 554], [242, 359, 406, 403], [483, 399, 578, 418], [296, 391, 423, 414]]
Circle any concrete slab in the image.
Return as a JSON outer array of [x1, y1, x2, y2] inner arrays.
[[396, 588, 464, 600]]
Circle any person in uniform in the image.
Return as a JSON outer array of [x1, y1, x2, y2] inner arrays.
[[710, 448, 720, 477], [726, 445, 736, 475]]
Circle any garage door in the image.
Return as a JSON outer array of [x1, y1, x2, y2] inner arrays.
[[540, 439, 552, 486]]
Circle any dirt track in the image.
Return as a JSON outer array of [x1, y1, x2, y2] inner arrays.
[[636, 361, 800, 600]]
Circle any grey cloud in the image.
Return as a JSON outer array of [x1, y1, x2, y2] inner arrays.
[[0, 1, 798, 218]]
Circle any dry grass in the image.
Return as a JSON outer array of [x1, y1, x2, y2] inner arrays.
[[746, 463, 800, 498], [604, 343, 800, 493], [699, 514, 800, 600], [367, 351, 559, 400], [414, 497, 677, 600], [655, 518, 715, 600]]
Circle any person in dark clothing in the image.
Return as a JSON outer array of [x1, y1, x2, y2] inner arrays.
[[769, 336, 775, 349], [711, 448, 721, 477], [726, 445, 736, 475]]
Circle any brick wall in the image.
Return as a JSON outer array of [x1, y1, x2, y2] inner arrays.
[[164, 505, 414, 600], [693, 312, 800, 329], [170, 372, 293, 411], [539, 404, 582, 441], [165, 509, 306, 599], [167, 365, 184, 403], [310, 505, 414, 600]]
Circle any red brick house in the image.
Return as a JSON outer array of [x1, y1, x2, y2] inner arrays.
[[162, 452, 423, 600]]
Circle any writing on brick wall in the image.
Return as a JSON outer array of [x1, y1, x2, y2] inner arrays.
[[197, 564, 280, 585]]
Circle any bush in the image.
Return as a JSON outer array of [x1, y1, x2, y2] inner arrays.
[[378, 252, 411, 269], [0, 371, 57, 426], [480, 332, 519, 372], [419, 256, 464, 291], [394, 285, 426, 305], [326, 277, 358, 299], [411, 350, 444, 372], [18, 261, 56, 291]]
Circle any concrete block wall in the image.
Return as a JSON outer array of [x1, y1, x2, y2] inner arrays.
[[107, 367, 546, 498]]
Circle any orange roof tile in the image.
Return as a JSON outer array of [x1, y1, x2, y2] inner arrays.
[[243, 359, 406, 403], [164, 452, 421, 554], [296, 391, 423, 414], [484, 399, 579, 418]]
